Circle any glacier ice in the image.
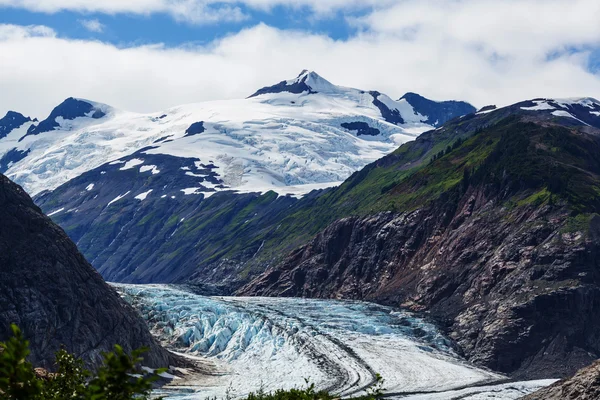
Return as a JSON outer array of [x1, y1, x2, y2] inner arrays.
[[114, 284, 553, 400]]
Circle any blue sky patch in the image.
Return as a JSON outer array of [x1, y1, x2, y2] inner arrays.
[[0, 5, 363, 47]]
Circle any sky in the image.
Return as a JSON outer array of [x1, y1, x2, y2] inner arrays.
[[1, 0, 600, 118]]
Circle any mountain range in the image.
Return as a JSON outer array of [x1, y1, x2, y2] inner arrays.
[[0, 71, 475, 286], [2, 70, 600, 385]]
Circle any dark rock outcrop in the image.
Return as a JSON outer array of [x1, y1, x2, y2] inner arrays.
[[523, 360, 600, 399], [0, 111, 31, 140], [24, 97, 105, 138], [0, 148, 30, 173], [400, 92, 476, 127], [340, 122, 380, 136], [248, 70, 317, 98], [369, 91, 405, 125], [185, 121, 205, 136], [0, 174, 172, 369]]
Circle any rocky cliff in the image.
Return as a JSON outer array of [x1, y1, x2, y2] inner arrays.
[[523, 360, 600, 399], [242, 114, 600, 379], [0, 174, 172, 369]]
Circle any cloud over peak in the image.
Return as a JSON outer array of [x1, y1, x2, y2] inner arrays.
[[1, 1, 599, 118]]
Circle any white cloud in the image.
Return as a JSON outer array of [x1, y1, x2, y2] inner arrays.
[[0, 24, 56, 40], [0, 0, 259, 24], [1, 0, 600, 119], [79, 19, 104, 33]]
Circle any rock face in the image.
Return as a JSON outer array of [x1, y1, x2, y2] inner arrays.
[[243, 201, 600, 379], [523, 360, 600, 399], [0, 174, 172, 369], [242, 115, 600, 379]]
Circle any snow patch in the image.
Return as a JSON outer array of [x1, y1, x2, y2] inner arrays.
[[135, 189, 153, 201], [107, 191, 130, 206], [184, 171, 206, 178], [552, 110, 591, 126], [85, 183, 94, 191], [47, 207, 64, 216], [521, 100, 555, 111], [120, 158, 144, 170], [140, 165, 160, 174]]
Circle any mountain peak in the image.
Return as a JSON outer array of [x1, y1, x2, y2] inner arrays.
[[23, 97, 109, 138], [248, 70, 335, 98], [0, 111, 32, 140], [399, 92, 477, 127]]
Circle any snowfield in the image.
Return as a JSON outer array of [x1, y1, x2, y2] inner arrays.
[[0, 71, 434, 197], [114, 284, 554, 400]]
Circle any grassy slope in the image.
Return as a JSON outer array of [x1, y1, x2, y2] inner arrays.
[[244, 114, 600, 279]]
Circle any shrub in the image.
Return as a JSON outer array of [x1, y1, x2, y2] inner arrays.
[[0, 324, 164, 400]]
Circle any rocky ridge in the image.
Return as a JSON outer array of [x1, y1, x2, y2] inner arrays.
[[0, 173, 173, 369], [523, 360, 600, 399]]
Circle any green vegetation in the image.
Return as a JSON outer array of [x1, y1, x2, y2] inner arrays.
[[252, 116, 600, 268], [517, 188, 551, 207], [241, 375, 385, 400], [561, 213, 598, 234], [1, 325, 387, 400], [44, 111, 600, 286], [0, 324, 165, 400]]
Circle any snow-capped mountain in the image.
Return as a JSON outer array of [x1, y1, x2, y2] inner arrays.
[[0, 71, 466, 198], [8, 71, 477, 286], [475, 97, 600, 125], [514, 97, 600, 126]]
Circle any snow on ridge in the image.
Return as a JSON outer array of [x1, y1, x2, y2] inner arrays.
[[553, 97, 600, 109], [521, 100, 556, 111]]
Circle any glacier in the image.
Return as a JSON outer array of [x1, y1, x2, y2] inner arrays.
[[113, 284, 554, 399]]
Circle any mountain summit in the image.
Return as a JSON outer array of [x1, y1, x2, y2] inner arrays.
[[248, 70, 337, 97], [0, 111, 32, 140], [24, 97, 109, 138]]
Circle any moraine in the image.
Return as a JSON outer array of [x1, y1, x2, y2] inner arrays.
[[113, 284, 555, 399]]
